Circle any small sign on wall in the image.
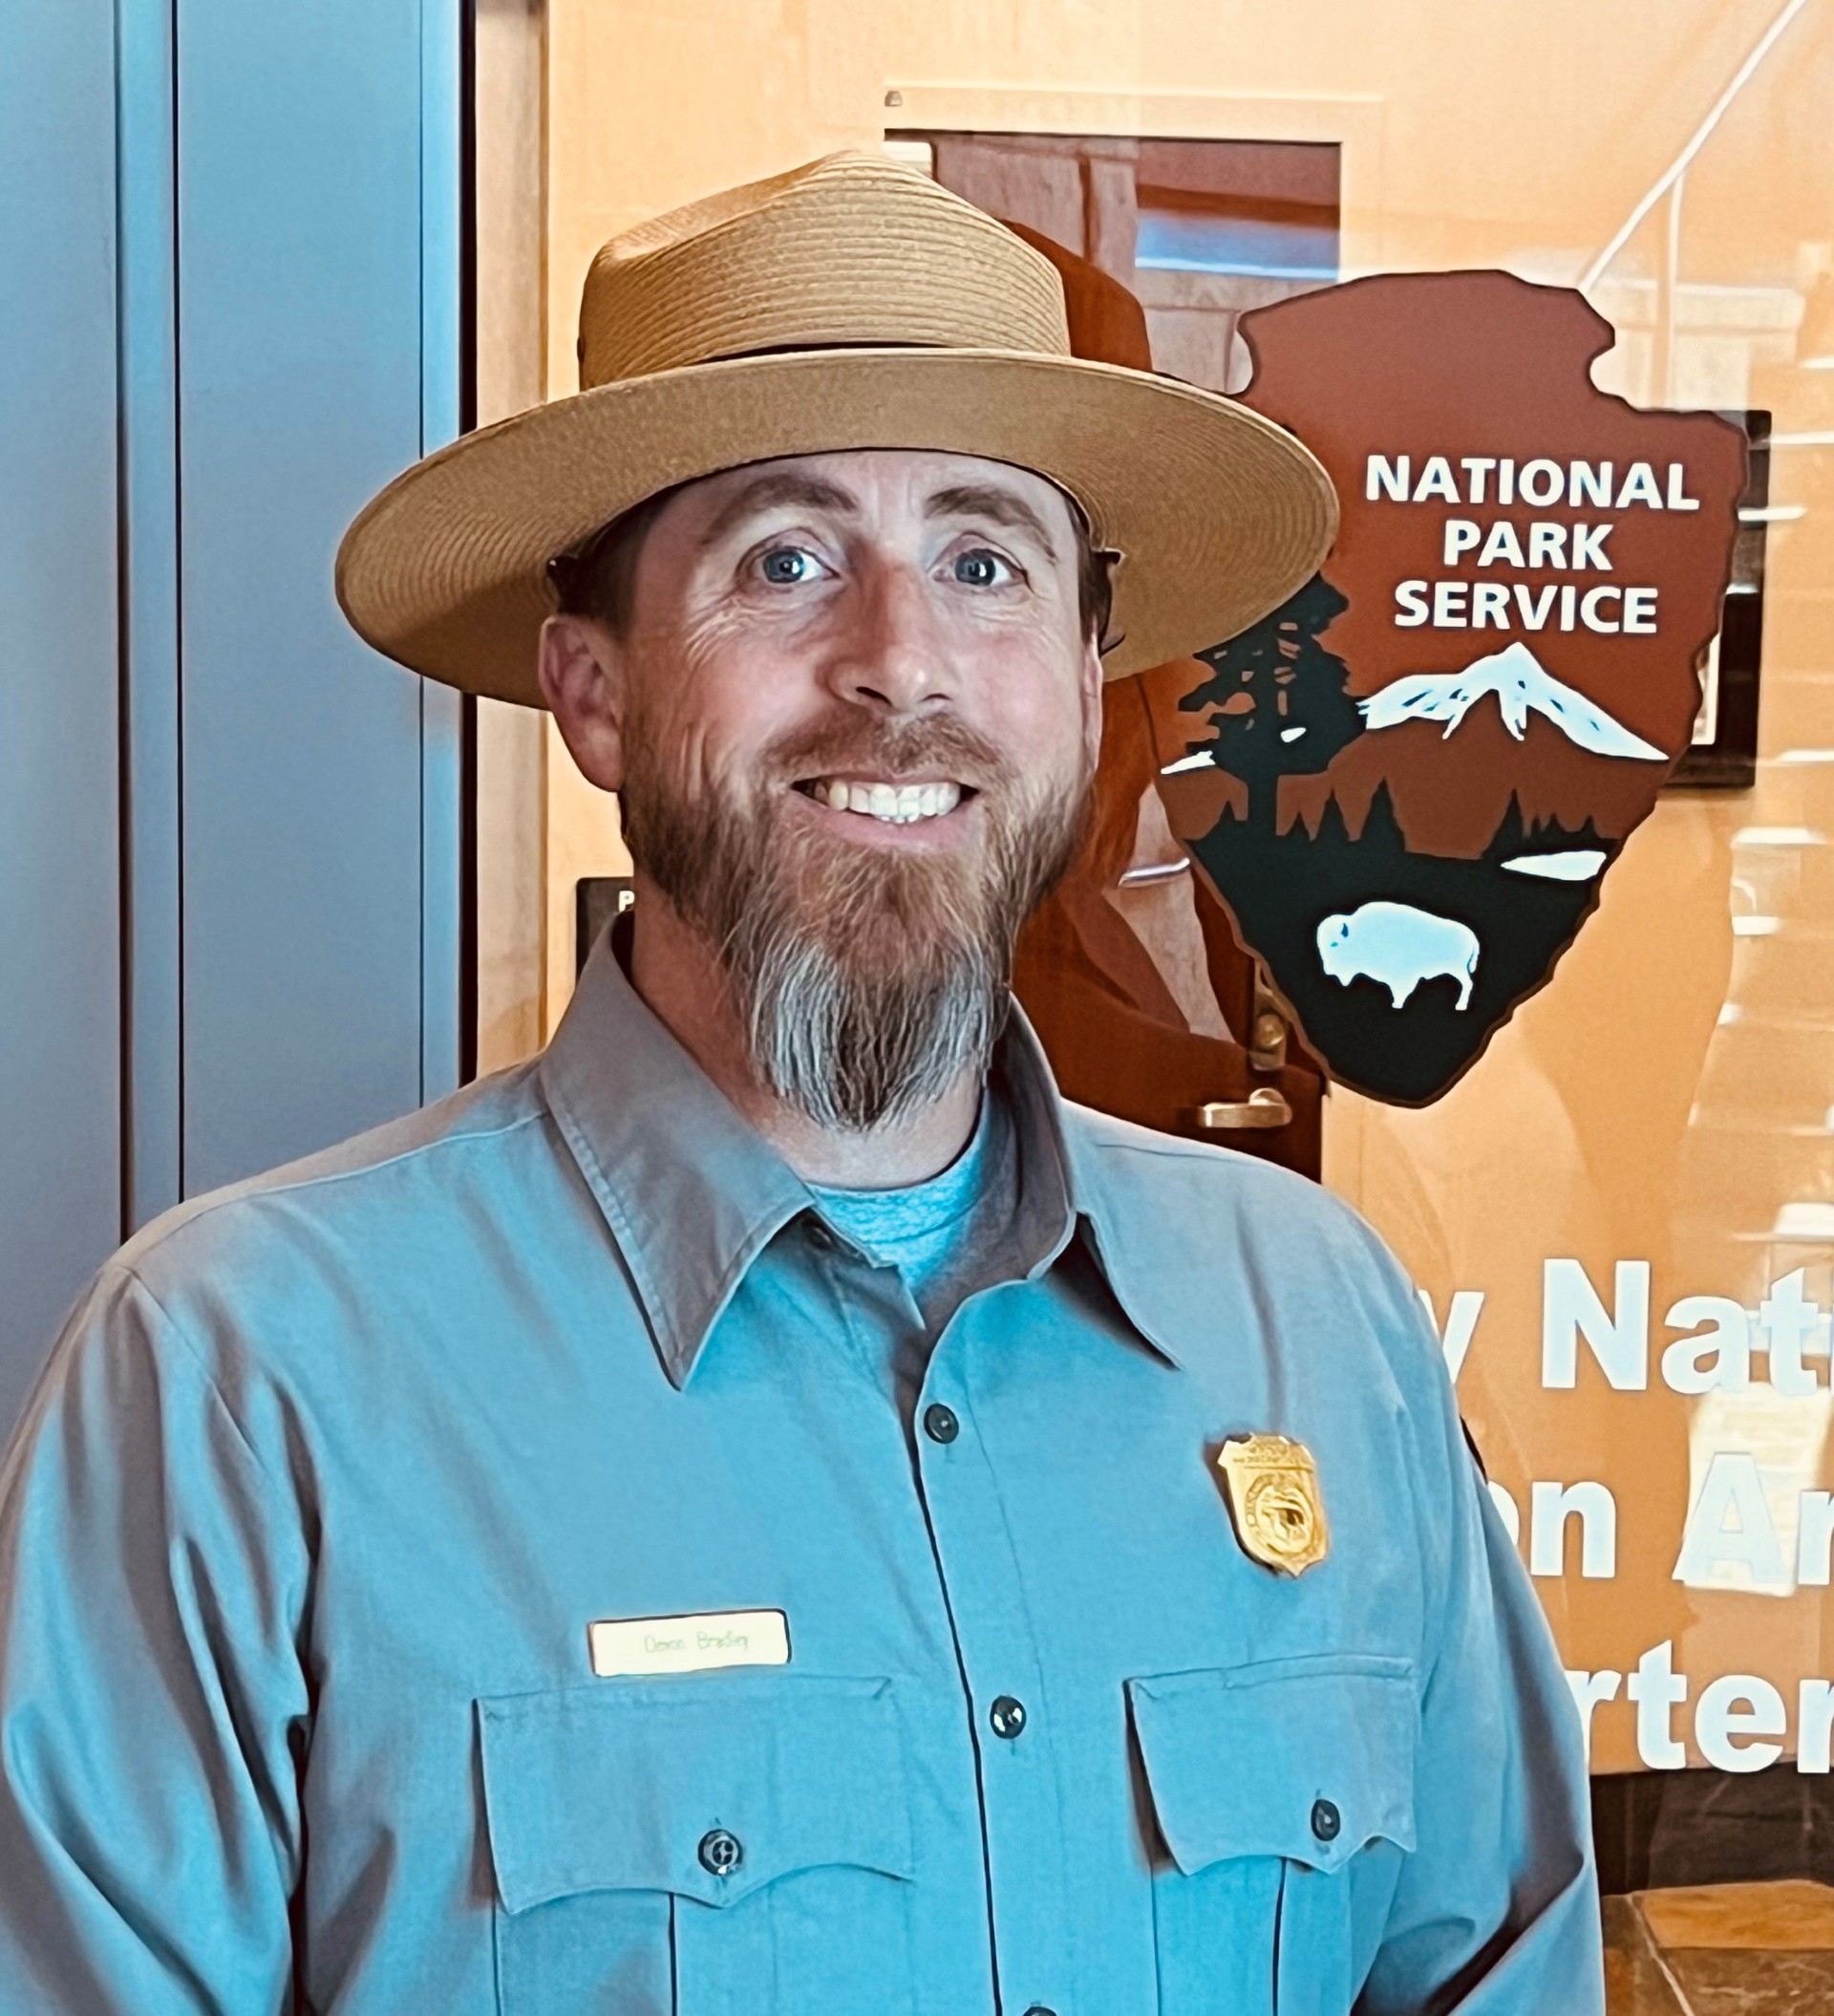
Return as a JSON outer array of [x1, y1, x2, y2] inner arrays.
[[576, 876, 635, 976]]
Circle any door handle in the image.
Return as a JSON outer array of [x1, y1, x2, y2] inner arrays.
[[1186, 1087, 1293, 1131]]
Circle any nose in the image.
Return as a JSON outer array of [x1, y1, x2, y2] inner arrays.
[[825, 554, 957, 717]]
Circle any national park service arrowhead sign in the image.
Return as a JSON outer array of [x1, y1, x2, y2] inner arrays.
[[1156, 271, 1748, 1105]]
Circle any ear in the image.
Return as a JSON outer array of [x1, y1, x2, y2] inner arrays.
[[539, 612, 629, 792]]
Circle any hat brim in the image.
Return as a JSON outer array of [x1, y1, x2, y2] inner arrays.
[[335, 347, 1338, 703]]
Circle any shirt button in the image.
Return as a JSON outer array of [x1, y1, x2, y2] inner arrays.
[[990, 1695, 1028, 1740], [1310, 1797, 1341, 1843], [697, 1828, 743, 1877], [804, 1217, 837, 1253], [923, 1403, 960, 1444]]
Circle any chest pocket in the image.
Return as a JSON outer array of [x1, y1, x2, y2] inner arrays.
[[1128, 1654, 1417, 2016], [479, 1673, 915, 2016]]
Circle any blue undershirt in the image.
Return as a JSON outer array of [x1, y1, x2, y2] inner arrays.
[[806, 1091, 1018, 1338]]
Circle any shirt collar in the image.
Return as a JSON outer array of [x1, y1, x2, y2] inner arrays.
[[540, 920, 1178, 1386], [539, 925, 811, 1388]]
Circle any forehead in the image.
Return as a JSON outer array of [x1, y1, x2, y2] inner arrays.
[[663, 447, 1082, 539]]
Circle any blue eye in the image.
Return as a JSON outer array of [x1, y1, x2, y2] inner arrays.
[[760, 547, 812, 585], [953, 548, 1010, 587]]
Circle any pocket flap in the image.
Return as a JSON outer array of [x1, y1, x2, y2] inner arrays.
[[1127, 1654, 1417, 1877], [479, 1672, 912, 1912]]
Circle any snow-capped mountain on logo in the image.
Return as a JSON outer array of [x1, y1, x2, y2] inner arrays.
[[1356, 641, 1665, 761]]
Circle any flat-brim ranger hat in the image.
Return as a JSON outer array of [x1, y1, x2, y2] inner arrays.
[[336, 151, 1338, 704]]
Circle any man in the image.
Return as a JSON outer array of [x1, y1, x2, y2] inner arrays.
[[0, 154, 1601, 2012]]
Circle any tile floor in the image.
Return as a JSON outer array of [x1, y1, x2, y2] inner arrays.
[[1605, 1880, 1834, 2015]]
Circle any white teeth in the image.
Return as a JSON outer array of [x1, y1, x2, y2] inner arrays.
[[815, 779, 965, 824]]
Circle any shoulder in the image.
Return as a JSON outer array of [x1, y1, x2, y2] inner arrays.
[[8, 1062, 571, 1505], [121, 1062, 545, 1274], [1064, 1100, 1391, 1269], [1061, 1101, 1437, 1387], [92, 1062, 564, 1380]]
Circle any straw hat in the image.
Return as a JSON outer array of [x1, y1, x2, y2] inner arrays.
[[335, 151, 1337, 704]]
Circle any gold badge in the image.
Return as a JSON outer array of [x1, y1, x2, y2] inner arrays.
[[1215, 1435, 1329, 1576]]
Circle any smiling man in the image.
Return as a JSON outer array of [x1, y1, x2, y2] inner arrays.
[[542, 453, 1099, 1187], [0, 155, 1602, 2014]]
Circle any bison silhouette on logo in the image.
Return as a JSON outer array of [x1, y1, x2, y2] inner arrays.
[[1154, 272, 1749, 1105]]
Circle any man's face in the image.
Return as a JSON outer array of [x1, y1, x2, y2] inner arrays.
[[544, 447, 1102, 1128]]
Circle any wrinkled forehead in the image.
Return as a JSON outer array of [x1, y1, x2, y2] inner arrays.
[[660, 446, 1087, 548]]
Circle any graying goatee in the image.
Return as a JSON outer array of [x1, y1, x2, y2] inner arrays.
[[724, 821, 1027, 1131], [621, 716, 1085, 1131]]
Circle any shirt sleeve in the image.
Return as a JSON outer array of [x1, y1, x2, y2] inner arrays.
[[0, 1264, 309, 2014], [1358, 1270, 1605, 2016]]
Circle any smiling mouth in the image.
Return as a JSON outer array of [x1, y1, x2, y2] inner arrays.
[[793, 777, 971, 826]]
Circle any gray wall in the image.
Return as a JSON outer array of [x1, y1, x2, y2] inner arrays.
[[0, 0, 125, 1433], [173, 0, 461, 1198], [0, 0, 463, 1432]]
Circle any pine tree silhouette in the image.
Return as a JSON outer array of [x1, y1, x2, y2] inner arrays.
[[1182, 575, 1363, 830], [1479, 795, 1612, 865], [1486, 793, 1531, 861], [1355, 780, 1405, 867]]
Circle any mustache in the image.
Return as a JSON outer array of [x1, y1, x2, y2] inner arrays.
[[759, 713, 1013, 792]]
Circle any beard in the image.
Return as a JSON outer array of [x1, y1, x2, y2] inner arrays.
[[620, 709, 1088, 1131]]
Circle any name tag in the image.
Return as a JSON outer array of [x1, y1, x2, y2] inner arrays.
[[587, 1608, 791, 1678]]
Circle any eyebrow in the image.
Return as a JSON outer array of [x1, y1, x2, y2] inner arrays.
[[697, 472, 860, 547], [924, 483, 1059, 563]]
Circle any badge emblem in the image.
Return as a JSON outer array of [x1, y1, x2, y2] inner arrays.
[[1215, 1435, 1330, 1576]]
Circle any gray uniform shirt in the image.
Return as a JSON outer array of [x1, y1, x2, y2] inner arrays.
[[0, 930, 1603, 2015]]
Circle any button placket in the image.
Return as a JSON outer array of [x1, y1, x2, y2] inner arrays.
[[910, 1307, 1073, 2016]]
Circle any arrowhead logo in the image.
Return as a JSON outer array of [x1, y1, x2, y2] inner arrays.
[[1150, 272, 1748, 1105]]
